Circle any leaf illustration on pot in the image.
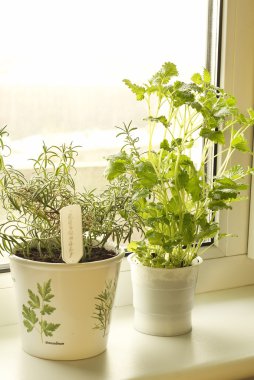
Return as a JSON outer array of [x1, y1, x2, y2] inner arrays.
[[92, 278, 117, 337], [22, 279, 60, 343]]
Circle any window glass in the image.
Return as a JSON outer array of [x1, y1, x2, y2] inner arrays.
[[0, 0, 209, 169]]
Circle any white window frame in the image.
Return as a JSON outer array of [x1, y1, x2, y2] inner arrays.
[[197, 0, 254, 293]]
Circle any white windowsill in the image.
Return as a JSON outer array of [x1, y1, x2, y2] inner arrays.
[[1, 285, 254, 380]]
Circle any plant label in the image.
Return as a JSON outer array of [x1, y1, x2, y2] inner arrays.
[[60, 204, 83, 263]]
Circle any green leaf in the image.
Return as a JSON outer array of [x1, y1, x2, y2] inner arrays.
[[224, 165, 245, 180], [231, 133, 250, 152], [23, 319, 34, 333], [145, 231, 164, 245], [211, 188, 238, 201], [135, 161, 158, 188], [39, 320, 60, 337], [182, 213, 195, 244], [150, 62, 178, 86], [191, 73, 202, 85], [215, 177, 247, 191], [166, 197, 181, 214], [41, 304, 56, 316], [127, 241, 138, 253], [105, 152, 130, 181], [196, 223, 219, 240], [22, 304, 38, 325], [177, 170, 189, 189], [160, 139, 170, 151], [28, 289, 40, 309], [208, 200, 232, 211], [37, 280, 54, 302], [146, 115, 168, 128], [173, 86, 195, 107], [200, 128, 225, 144], [203, 68, 211, 83], [123, 79, 146, 100], [186, 176, 201, 201], [214, 107, 232, 118]]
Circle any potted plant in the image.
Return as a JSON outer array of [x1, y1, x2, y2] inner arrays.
[[105, 62, 254, 336], [0, 130, 139, 360]]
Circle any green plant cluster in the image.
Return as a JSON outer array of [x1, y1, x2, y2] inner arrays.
[[0, 130, 141, 262], [106, 62, 254, 268]]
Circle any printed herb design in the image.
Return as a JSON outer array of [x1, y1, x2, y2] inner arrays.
[[93, 278, 117, 337], [22, 279, 60, 343]]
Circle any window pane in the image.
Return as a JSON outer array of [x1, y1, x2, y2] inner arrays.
[[0, 0, 209, 169]]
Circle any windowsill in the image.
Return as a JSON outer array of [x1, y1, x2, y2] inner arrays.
[[1, 285, 254, 380]]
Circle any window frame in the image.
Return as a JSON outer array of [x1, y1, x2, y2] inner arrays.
[[203, 0, 254, 264]]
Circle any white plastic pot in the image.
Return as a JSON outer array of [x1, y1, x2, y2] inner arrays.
[[10, 248, 124, 360], [128, 253, 202, 336]]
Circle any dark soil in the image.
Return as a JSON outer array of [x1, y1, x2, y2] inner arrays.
[[15, 247, 116, 264]]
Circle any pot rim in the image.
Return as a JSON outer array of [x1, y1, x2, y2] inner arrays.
[[9, 249, 124, 271], [127, 252, 203, 272]]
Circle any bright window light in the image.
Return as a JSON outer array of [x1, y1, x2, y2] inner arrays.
[[0, 0, 209, 168]]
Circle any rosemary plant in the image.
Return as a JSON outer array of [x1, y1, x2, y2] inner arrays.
[[0, 129, 140, 262], [106, 62, 254, 268]]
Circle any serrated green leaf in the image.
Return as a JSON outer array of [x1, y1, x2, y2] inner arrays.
[[160, 139, 170, 151], [214, 107, 232, 118], [105, 152, 130, 181], [23, 319, 34, 332], [150, 62, 178, 86], [208, 200, 232, 211], [41, 304, 56, 316], [215, 177, 247, 191], [224, 165, 245, 180], [186, 176, 201, 201], [231, 133, 250, 152], [135, 161, 158, 188], [146, 115, 168, 127], [211, 188, 238, 201], [191, 73, 202, 85], [28, 289, 40, 309], [123, 79, 146, 100], [166, 197, 181, 214], [39, 320, 60, 337], [145, 231, 164, 245], [22, 304, 38, 325], [177, 170, 189, 189], [37, 279, 55, 302], [200, 128, 225, 144], [196, 223, 219, 240]]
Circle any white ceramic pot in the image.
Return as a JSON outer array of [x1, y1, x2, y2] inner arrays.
[[10, 248, 124, 360], [128, 253, 202, 336]]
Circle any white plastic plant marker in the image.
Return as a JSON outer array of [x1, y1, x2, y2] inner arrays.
[[60, 204, 83, 264]]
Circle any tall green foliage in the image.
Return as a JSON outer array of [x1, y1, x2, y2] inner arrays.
[[106, 62, 254, 268]]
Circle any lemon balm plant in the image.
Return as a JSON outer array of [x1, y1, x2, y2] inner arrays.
[[106, 62, 254, 268], [106, 62, 254, 336]]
